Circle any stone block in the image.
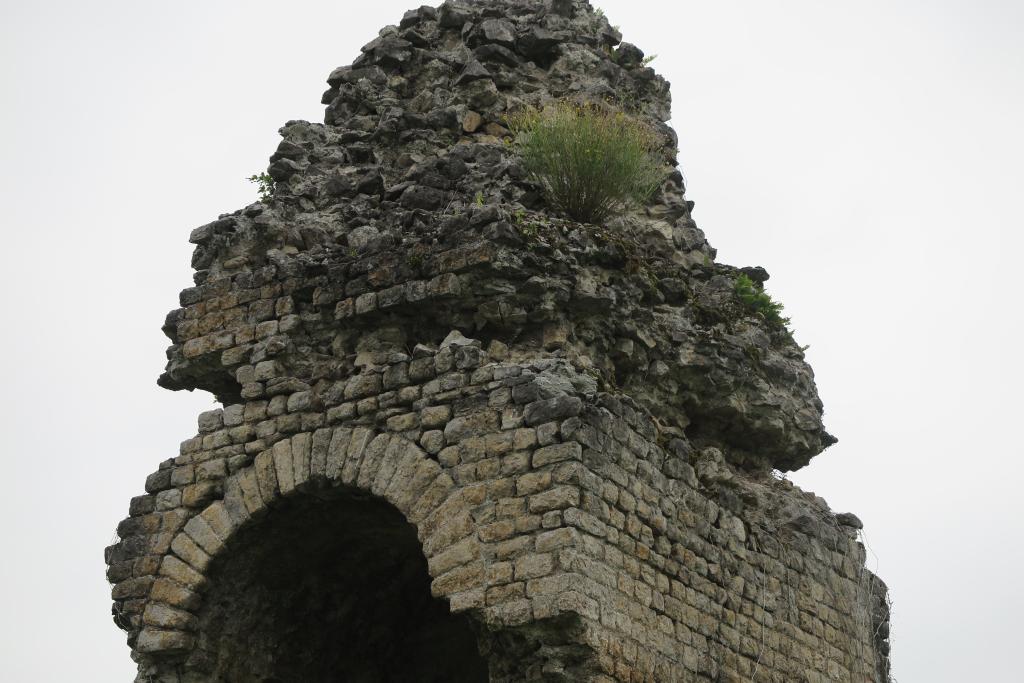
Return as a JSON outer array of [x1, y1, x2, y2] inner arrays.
[[236, 467, 263, 514], [355, 292, 378, 314], [536, 421, 559, 445], [272, 439, 295, 494], [420, 430, 445, 454], [484, 598, 532, 626], [111, 576, 154, 600], [159, 555, 205, 590], [448, 588, 486, 613], [221, 479, 250, 527], [431, 561, 484, 598], [370, 437, 407, 497], [420, 404, 452, 428], [253, 450, 279, 502], [334, 298, 354, 319], [325, 427, 352, 480], [408, 473, 456, 525], [170, 533, 210, 572], [478, 519, 516, 543], [253, 360, 281, 381], [355, 433, 391, 489], [199, 501, 236, 542], [155, 489, 182, 512], [428, 536, 480, 576], [426, 273, 461, 298], [149, 578, 201, 611], [529, 486, 580, 513], [196, 458, 227, 481], [309, 427, 333, 478], [381, 442, 425, 507], [524, 396, 583, 426], [536, 527, 577, 552], [390, 457, 442, 515], [135, 629, 193, 654], [145, 469, 173, 494], [516, 471, 551, 496], [386, 412, 419, 432], [443, 411, 499, 443], [290, 432, 312, 487], [170, 466, 194, 487], [341, 427, 374, 483], [533, 441, 582, 467], [344, 373, 381, 400], [183, 515, 223, 556], [462, 110, 483, 133], [383, 362, 410, 389]]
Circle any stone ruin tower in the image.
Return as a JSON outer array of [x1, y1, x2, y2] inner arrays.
[[105, 1, 892, 681]]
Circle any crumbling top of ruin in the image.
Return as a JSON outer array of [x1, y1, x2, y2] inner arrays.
[[163, 0, 835, 474], [108, 2, 890, 681]]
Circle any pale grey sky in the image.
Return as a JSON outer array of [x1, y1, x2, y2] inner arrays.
[[2, 1, 1021, 680]]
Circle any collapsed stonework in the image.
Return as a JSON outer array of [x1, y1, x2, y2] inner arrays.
[[105, 1, 891, 680]]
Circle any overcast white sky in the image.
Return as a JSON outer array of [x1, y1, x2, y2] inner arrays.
[[2, 1, 1022, 680]]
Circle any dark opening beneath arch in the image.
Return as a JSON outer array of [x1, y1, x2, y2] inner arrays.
[[193, 487, 488, 682]]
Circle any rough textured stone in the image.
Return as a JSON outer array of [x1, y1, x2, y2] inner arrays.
[[109, 2, 889, 682]]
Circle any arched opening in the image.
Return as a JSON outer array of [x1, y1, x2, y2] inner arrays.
[[190, 486, 489, 682]]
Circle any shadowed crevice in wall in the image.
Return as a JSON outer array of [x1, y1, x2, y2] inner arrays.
[[188, 488, 488, 682], [478, 613, 600, 682]]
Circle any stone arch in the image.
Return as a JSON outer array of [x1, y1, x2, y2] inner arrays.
[[136, 429, 490, 681]]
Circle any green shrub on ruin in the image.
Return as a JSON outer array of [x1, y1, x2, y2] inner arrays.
[[509, 101, 665, 224], [248, 172, 275, 202], [735, 274, 791, 330]]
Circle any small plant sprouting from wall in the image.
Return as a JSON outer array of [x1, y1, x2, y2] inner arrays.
[[248, 172, 275, 202], [509, 101, 665, 224], [735, 274, 791, 330]]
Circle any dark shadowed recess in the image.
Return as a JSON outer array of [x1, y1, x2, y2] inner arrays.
[[191, 487, 488, 682]]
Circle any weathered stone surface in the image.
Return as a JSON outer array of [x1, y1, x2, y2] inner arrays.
[[135, 629, 193, 655], [111, 2, 889, 682], [523, 395, 583, 426]]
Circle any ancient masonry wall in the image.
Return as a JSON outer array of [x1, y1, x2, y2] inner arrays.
[[105, 1, 890, 681], [108, 261, 888, 682]]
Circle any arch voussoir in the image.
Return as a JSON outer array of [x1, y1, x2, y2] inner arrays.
[[319, 425, 349, 480], [369, 436, 406, 497], [407, 471, 457, 525], [132, 428, 492, 664], [234, 466, 263, 515], [384, 443, 439, 515], [171, 525, 208, 566], [270, 438, 295, 495], [252, 449, 278, 504], [220, 475, 251, 529], [338, 426, 374, 483], [354, 432, 392, 489], [290, 431, 312, 487]]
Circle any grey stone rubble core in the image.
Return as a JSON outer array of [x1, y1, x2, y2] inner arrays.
[[106, 0, 891, 681]]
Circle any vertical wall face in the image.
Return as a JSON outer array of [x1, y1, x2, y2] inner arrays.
[[106, 1, 890, 680], [110, 352, 888, 682]]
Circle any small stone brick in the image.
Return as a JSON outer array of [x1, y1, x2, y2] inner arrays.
[[528, 486, 580, 513], [420, 430, 445, 454], [420, 404, 452, 428], [533, 442, 582, 467], [344, 373, 381, 400]]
